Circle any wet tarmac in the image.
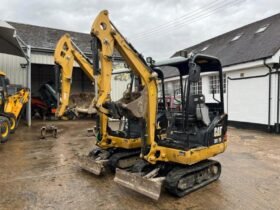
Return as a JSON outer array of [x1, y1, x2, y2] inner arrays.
[[0, 120, 280, 210]]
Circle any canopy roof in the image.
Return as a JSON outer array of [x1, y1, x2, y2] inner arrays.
[[154, 54, 222, 79], [0, 20, 25, 57]]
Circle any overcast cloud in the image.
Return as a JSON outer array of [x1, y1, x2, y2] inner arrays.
[[0, 0, 279, 60]]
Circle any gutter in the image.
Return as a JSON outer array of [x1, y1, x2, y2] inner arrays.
[[22, 46, 124, 61]]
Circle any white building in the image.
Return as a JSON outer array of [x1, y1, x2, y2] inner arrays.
[[166, 13, 280, 133]]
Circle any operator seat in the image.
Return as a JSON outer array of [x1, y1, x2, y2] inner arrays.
[[188, 94, 210, 126]]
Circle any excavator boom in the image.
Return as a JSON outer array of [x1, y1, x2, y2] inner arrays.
[[54, 33, 96, 117], [90, 10, 158, 149]]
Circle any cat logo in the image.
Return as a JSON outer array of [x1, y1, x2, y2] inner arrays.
[[214, 125, 222, 137]]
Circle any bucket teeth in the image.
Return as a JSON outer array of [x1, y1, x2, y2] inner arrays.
[[114, 168, 163, 201], [76, 155, 107, 176]]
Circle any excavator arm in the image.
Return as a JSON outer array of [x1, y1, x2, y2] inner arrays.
[[54, 33, 96, 117], [90, 10, 158, 149]]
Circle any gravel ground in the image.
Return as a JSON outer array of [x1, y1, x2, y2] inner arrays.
[[0, 120, 280, 210]]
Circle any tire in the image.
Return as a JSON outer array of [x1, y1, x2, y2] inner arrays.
[[9, 114, 17, 134], [0, 117, 11, 143]]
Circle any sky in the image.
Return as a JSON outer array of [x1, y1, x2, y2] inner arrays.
[[0, 0, 279, 60]]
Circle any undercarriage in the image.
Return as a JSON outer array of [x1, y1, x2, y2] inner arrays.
[[77, 148, 141, 175], [114, 159, 221, 200]]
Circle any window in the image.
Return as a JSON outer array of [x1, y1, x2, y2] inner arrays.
[[209, 74, 226, 94], [164, 83, 170, 95], [157, 85, 162, 97], [255, 24, 269, 33], [173, 81, 181, 95], [231, 33, 243, 42], [223, 74, 227, 92], [191, 78, 202, 94]]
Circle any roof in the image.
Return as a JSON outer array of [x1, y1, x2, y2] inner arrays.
[[0, 21, 25, 57], [8, 21, 121, 58], [173, 13, 280, 67]]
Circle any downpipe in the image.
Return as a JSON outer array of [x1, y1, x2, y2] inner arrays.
[[273, 62, 280, 133], [54, 65, 61, 110], [264, 60, 272, 132], [277, 67, 280, 133]]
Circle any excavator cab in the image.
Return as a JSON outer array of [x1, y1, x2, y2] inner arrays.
[[153, 54, 227, 151]]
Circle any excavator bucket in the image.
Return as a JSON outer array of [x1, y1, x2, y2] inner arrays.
[[76, 155, 107, 176], [114, 169, 163, 200]]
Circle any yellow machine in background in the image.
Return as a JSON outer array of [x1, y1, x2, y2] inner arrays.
[[0, 71, 29, 143], [54, 33, 96, 118]]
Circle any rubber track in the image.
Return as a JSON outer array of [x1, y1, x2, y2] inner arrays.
[[108, 149, 141, 171], [165, 159, 221, 197]]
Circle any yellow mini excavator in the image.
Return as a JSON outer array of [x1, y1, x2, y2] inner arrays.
[[54, 33, 149, 175], [0, 71, 29, 143], [89, 10, 228, 200]]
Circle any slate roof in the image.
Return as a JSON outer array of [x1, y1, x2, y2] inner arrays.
[[172, 13, 280, 67], [8, 21, 121, 58]]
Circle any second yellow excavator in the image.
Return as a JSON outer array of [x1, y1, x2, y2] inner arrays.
[[54, 33, 146, 175]]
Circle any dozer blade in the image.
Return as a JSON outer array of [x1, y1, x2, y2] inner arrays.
[[114, 168, 163, 200], [76, 155, 108, 176]]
